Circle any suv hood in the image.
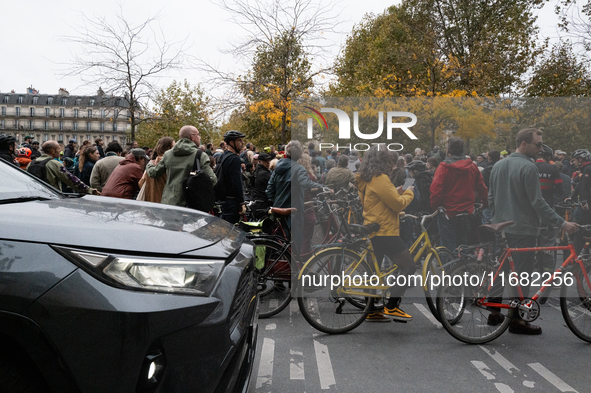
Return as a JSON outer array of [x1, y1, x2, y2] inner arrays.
[[2, 196, 244, 257]]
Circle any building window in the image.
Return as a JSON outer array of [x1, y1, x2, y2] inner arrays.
[[71, 135, 77, 142], [15, 107, 20, 116], [29, 120, 34, 130], [43, 134, 49, 142], [33, 97, 38, 104], [58, 134, 63, 141], [60, 108, 65, 117], [113, 123, 117, 131], [99, 135, 104, 140], [59, 121, 64, 131], [75, 98, 81, 106], [87, 109, 92, 118], [44, 121, 48, 130], [100, 109, 106, 118], [61, 98, 67, 105], [90, 99, 95, 106], [45, 108, 50, 117], [113, 135, 117, 141], [30, 107, 35, 116], [14, 120, 19, 129], [18, 96, 23, 104], [100, 122, 105, 132], [3, 96, 8, 104], [113, 109, 119, 119], [73, 122, 78, 131], [115, 99, 121, 106], [1, 107, 5, 116], [86, 134, 91, 141], [0, 120, 4, 129], [47, 97, 53, 105], [86, 122, 91, 131], [74, 109, 79, 118]]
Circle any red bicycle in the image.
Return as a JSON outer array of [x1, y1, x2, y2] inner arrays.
[[437, 221, 591, 344]]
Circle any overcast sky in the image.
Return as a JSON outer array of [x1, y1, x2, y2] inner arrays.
[[0, 0, 561, 97]]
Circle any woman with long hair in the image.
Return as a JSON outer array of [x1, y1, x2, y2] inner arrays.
[[137, 137, 175, 203], [357, 145, 416, 322], [77, 146, 100, 187]]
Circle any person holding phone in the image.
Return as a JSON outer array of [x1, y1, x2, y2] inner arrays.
[[356, 145, 416, 322]]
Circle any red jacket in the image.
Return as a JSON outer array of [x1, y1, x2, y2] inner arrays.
[[430, 156, 488, 217], [101, 154, 144, 199]]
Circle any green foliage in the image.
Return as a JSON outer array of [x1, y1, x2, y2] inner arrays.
[[525, 40, 591, 97], [135, 80, 215, 149]]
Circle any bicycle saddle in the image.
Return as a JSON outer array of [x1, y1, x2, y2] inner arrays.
[[480, 221, 514, 232], [269, 207, 297, 216], [349, 223, 380, 235]]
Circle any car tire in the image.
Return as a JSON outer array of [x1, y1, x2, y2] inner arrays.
[[0, 349, 49, 393]]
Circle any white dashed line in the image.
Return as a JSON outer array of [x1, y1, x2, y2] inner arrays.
[[471, 360, 495, 380], [256, 338, 275, 389], [479, 346, 519, 375], [290, 349, 305, 380], [413, 302, 442, 328], [313, 340, 336, 390], [528, 363, 578, 392]]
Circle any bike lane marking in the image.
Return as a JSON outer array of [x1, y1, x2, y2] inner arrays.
[[256, 337, 275, 390], [290, 349, 305, 380], [313, 340, 337, 390], [479, 346, 519, 375], [412, 302, 442, 328], [528, 363, 578, 393]]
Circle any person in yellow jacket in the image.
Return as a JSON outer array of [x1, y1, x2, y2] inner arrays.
[[357, 145, 416, 322]]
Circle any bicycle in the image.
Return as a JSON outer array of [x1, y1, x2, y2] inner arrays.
[[436, 220, 591, 344], [296, 208, 455, 334]]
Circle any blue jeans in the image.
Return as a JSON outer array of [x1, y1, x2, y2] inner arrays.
[[437, 214, 469, 252]]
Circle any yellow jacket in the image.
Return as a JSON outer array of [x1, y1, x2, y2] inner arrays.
[[357, 174, 414, 237]]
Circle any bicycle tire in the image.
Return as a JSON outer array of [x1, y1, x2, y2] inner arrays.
[[251, 238, 293, 318], [437, 260, 514, 344], [297, 248, 372, 334], [560, 259, 591, 343], [423, 247, 455, 323]]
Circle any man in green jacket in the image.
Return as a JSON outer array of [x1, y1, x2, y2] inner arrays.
[[146, 125, 216, 207], [27, 141, 99, 195], [489, 128, 577, 335]]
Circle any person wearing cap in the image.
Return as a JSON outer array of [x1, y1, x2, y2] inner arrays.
[[101, 148, 147, 199], [64, 139, 77, 159], [30, 140, 42, 159], [147, 125, 216, 207], [250, 152, 273, 219], [555, 150, 571, 176], [22, 135, 34, 148]]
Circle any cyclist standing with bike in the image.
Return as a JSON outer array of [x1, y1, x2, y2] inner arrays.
[[570, 149, 591, 253], [356, 145, 416, 322], [488, 128, 578, 335]]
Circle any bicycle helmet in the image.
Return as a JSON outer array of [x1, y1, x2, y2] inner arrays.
[[571, 149, 591, 161], [405, 160, 427, 172], [17, 147, 31, 158], [223, 130, 246, 142], [0, 134, 16, 149], [539, 144, 553, 158]]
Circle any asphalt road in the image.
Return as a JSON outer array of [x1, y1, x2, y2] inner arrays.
[[248, 285, 588, 393]]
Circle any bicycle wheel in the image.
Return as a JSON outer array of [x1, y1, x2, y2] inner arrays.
[[560, 258, 591, 342], [252, 238, 293, 318], [423, 247, 454, 322], [297, 248, 372, 334], [437, 261, 514, 344]]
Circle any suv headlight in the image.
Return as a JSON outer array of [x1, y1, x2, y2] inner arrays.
[[54, 247, 224, 296]]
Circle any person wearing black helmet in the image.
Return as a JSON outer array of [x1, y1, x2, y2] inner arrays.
[[215, 130, 247, 224], [535, 144, 564, 273], [0, 134, 19, 166]]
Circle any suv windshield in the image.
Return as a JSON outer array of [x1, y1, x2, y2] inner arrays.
[[0, 161, 63, 202]]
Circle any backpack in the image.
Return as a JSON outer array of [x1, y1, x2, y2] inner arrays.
[[182, 150, 216, 212], [213, 154, 230, 200], [27, 158, 53, 183], [240, 150, 249, 164]]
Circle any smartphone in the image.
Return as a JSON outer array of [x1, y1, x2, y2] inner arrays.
[[402, 178, 415, 190]]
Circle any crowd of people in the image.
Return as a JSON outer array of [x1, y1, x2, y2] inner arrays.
[[2, 126, 591, 334]]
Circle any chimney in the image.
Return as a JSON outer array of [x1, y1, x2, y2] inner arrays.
[[58, 88, 69, 96]]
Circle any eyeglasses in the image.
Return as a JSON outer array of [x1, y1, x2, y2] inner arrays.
[[529, 141, 543, 148]]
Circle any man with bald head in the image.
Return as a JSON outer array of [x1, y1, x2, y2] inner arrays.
[[147, 125, 216, 207], [26, 141, 99, 194]]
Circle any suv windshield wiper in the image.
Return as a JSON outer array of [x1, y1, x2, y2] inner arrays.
[[0, 196, 53, 205]]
